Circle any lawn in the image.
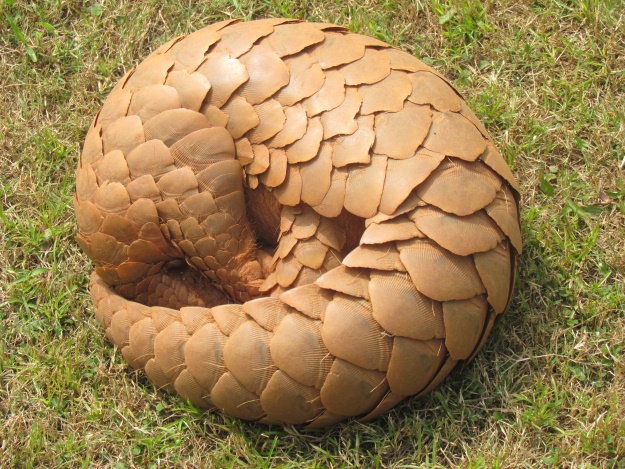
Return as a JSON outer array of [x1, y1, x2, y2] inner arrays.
[[1, 0, 624, 467]]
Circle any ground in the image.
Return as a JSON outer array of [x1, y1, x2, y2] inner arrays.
[[0, 0, 624, 467]]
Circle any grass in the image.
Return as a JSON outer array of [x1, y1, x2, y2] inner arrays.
[[1, 0, 624, 467]]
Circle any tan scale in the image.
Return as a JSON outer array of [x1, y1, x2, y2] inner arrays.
[[75, 18, 521, 427]]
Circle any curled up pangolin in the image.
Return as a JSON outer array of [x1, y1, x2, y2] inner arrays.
[[74, 18, 522, 427]]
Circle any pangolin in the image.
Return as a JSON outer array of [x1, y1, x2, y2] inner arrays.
[[74, 18, 522, 427]]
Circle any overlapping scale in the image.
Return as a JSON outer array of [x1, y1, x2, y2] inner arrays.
[[399, 239, 485, 301], [373, 103, 432, 159], [410, 205, 504, 256], [331, 115, 375, 167], [275, 55, 325, 107], [322, 294, 392, 372], [416, 158, 502, 216], [485, 185, 523, 253], [320, 359, 388, 416], [474, 241, 513, 314], [360, 71, 412, 114], [102, 115, 145, 155], [167, 27, 221, 71], [386, 338, 445, 395], [340, 49, 391, 85], [286, 116, 323, 163], [270, 313, 331, 388], [262, 22, 325, 57], [239, 46, 290, 105], [309, 32, 365, 69], [344, 155, 387, 218], [422, 112, 487, 160], [195, 53, 249, 107], [269, 104, 308, 148], [260, 371, 323, 424], [408, 72, 462, 112], [320, 88, 362, 139], [369, 271, 445, 340], [299, 143, 333, 206], [210, 372, 264, 420], [442, 296, 488, 360], [302, 70, 345, 117], [128, 85, 181, 122], [165, 71, 211, 111], [212, 21, 275, 58]]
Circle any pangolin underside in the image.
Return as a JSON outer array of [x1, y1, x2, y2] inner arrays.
[[74, 18, 522, 427]]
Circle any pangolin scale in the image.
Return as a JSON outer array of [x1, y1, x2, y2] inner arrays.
[[74, 18, 521, 427]]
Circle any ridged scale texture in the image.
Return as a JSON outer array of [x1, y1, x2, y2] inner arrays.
[[75, 18, 522, 427]]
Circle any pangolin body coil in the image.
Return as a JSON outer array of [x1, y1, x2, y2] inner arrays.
[[75, 18, 522, 427]]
